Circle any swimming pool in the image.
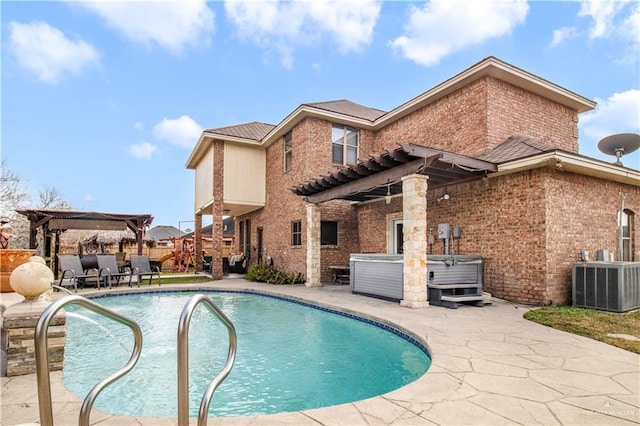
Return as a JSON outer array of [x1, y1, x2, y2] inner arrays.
[[63, 290, 431, 418]]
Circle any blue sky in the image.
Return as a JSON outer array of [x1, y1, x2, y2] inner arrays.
[[2, 0, 639, 229]]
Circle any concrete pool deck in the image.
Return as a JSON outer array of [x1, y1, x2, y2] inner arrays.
[[1, 276, 639, 425]]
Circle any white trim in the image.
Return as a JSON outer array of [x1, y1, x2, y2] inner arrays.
[[387, 215, 403, 254], [493, 151, 640, 186]]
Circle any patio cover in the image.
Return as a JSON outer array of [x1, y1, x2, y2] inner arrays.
[[292, 143, 497, 203], [16, 209, 153, 278]]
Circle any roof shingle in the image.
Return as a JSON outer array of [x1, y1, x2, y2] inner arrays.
[[479, 135, 554, 164], [205, 121, 275, 141], [304, 99, 386, 122]]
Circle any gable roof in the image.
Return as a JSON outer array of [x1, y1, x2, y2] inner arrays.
[[479, 136, 554, 163], [187, 56, 597, 168], [146, 225, 183, 241], [204, 121, 275, 141], [304, 100, 386, 122]]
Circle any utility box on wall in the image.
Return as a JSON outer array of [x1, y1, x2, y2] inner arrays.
[[572, 262, 640, 312]]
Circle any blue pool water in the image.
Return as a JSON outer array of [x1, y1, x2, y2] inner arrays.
[[63, 290, 431, 418]]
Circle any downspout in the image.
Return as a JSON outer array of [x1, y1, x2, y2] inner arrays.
[[619, 193, 625, 261]]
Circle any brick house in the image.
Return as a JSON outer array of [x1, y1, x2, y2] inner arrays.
[[186, 56, 639, 307]]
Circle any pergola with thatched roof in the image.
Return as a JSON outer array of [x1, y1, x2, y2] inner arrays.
[[16, 209, 153, 277]]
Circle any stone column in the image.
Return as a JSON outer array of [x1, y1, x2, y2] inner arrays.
[[1, 300, 66, 376], [401, 174, 428, 308], [306, 203, 321, 287]]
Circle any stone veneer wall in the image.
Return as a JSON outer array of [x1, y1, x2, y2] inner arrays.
[[2, 308, 66, 376]]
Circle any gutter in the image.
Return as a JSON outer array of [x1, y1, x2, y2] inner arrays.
[[491, 151, 640, 187]]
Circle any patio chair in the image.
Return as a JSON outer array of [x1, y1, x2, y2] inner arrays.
[[97, 254, 133, 289], [56, 254, 98, 291], [129, 254, 161, 287], [228, 253, 247, 273]]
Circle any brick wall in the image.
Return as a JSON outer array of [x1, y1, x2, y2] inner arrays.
[[227, 70, 635, 303], [372, 79, 488, 157], [237, 118, 360, 282], [355, 167, 639, 305], [368, 77, 579, 158], [485, 77, 578, 153]]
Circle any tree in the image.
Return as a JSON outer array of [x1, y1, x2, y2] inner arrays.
[[0, 161, 73, 217], [37, 186, 73, 210], [0, 160, 30, 218]]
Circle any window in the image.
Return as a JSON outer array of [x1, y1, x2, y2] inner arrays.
[[283, 131, 293, 172], [291, 220, 302, 246], [239, 221, 245, 254], [321, 221, 338, 246], [332, 124, 358, 165]]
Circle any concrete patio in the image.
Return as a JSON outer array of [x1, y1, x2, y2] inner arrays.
[[1, 276, 639, 425]]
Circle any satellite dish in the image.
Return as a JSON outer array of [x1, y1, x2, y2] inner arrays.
[[597, 133, 640, 166]]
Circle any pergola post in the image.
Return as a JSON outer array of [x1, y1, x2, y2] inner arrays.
[[400, 173, 428, 308], [305, 203, 321, 287]]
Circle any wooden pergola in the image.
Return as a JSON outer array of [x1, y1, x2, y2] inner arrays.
[[16, 209, 153, 278], [292, 142, 497, 202]]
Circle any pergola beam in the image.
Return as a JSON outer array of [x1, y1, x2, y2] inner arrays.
[[305, 158, 429, 204]]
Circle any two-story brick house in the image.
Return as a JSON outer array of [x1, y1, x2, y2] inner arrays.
[[186, 56, 639, 307]]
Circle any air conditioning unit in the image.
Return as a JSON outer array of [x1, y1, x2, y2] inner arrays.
[[572, 262, 640, 312]]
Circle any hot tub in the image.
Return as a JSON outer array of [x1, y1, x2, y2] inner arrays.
[[349, 254, 484, 308], [350, 254, 404, 300]]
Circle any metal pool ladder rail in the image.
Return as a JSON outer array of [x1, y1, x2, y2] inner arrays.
[[34, 293, 143, 426], [177, 293, 238, 426]]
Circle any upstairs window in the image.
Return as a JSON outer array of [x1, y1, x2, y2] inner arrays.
[[291, 220, 302, 246], [283, 131, 293, 172], [321, 221, 338, 246], [332, 124, 358, 165]]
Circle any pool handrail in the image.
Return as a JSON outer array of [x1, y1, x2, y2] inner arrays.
[[177, 293, 237, 426], [34, 294, 143, 426]]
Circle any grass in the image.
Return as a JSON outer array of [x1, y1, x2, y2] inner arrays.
[[156, 275, 214, 284], [524, 306, 640, 354]]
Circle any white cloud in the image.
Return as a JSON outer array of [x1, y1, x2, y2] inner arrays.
[[7, 21, 100, 84], [79, 0, 214, 54], [579, 89, 640, 143], [153, 115, 202, 149], [578, 0, 630, 39], [550, 26, 578, 47], [224, 0, 381, 68], [129, 142, 159, 160], [389, 0, 529, 67], [619, 2, 640, 63], [83, 194, 95, 203]]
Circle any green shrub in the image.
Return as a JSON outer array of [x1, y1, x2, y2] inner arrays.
[[245, 263, 305, 285]]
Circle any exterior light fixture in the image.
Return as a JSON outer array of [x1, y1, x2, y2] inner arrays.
[[437, 192, 450, 202], [385, 185, 392, 204]]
